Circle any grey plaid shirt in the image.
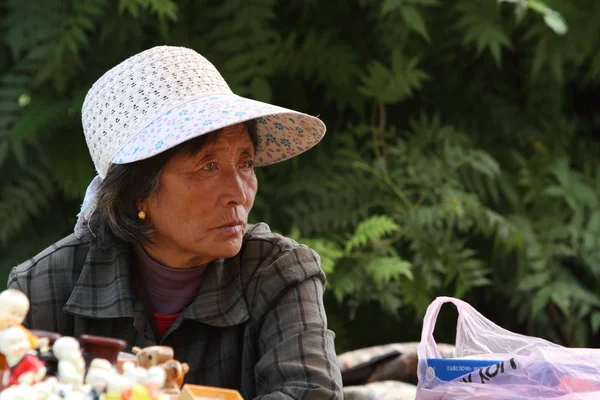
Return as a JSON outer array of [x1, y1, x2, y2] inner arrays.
[[7, 223, 343, 399]]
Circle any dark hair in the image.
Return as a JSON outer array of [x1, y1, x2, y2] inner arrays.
[[86, 120, 258, 248]]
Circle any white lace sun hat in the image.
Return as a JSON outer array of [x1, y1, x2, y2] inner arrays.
[[75, 45, 326, 237]]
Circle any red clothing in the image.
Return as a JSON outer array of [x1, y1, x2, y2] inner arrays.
[[7, 353, 45, 385], [153, 312, 181, 337]]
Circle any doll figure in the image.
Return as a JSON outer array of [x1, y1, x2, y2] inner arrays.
[[85, 358, 112, 400], [0, 289, 49, 353], [0, 326, 46, 386], [53, 336, 86, 392]]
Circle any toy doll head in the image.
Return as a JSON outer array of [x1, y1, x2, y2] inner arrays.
[[0, 289, 30, 329]]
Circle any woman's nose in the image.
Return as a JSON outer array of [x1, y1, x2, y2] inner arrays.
[[223, 170, 248, 207]]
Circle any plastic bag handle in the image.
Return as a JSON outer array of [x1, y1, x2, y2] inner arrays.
[[418, 296, 559, 361], [418, 296, 475, 359]]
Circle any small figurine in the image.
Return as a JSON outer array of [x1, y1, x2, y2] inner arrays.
[[53, 336, 86, 392], [0, 326, 46, 386], [131, 345, 189, 393], [131, 345, 174, 368], [161, 359, 190, 394], [85, 358, 112, 399], [0, 289, 49, 352]]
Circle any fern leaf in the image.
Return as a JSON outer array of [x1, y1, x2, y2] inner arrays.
[[204, 0, 278, 99], [0, 74, 29, 124], [3, 0, 61, 58], [467, 150, 501, 177], [5, 0, 107, 91], [456, 0, 512, 67], [360, 50, 429, 104], [275, 30, 362, 90], [8, 95, 71, 166], [286, 227, 344, 274], [346, 215, 400, 252], [329, 264, 366, 304], [381, 0, 403, 15], [0, 169, 56, 245], [366, 257, 413, 284], [401, 6, 430, 41], [274, 148, 384, 234], [381, 0, 438, 15]]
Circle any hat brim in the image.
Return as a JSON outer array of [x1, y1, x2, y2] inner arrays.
[[111, 94, 326, 167]]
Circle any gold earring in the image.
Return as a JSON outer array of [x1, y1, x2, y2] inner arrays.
[[138, 211, 146, 220]]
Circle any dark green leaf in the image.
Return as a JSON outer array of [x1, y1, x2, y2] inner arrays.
[[400, 6, 430, 41]]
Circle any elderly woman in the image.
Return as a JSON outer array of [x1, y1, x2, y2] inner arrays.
[[7, 46, 342, 398]]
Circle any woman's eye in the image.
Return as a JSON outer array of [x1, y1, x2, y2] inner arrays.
[[241, 160, 254, 169], [202, 162, 217, 171]]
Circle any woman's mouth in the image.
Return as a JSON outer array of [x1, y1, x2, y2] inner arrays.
[[215, 221, 244, 234]]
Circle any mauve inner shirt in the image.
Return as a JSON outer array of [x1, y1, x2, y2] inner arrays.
[[132, 242, 207, 338]]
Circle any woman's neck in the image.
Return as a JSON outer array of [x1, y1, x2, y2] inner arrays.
[[142, 243, 210, 269], [132, 243, 207, 315]]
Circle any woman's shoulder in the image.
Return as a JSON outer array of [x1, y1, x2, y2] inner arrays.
[[243, 222, 306, 251], [8, 233, 91, 291], [240, 223, 326, 292]]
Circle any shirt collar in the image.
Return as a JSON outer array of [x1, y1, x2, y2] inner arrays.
[[63, 236, 250, 327]]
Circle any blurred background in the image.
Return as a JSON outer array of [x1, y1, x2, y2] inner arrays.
[[0, 0, 599, 355]]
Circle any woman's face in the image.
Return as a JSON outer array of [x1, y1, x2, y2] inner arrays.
[[140, 124, 258, 268]]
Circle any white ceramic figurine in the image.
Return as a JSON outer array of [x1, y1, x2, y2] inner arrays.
[[85, 358, 112, 399], [52, 336, 86, 392], [0, 325, 46, 386], [0, 289, 49, 352]]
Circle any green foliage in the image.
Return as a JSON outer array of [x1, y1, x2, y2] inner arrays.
[[2, 0, 600, 354], [360, 51, 429, 104], [287, 227, 344, 274], [381, 0, 439, 41], [499, 0, 568, 35], [456, 0, 513, 66], [118, 0, 178, 21], [345, 216, 401, 253], [202, 0, 279, 102]]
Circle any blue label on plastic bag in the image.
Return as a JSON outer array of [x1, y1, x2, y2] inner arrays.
[[427, 358, 502, 381]]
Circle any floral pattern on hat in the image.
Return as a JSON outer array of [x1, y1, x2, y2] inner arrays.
[[112, 95, 325, 167]]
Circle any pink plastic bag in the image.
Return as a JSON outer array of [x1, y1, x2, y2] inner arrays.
[[417, 296, 600, 399]]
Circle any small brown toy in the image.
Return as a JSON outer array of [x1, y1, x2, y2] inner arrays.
[[132, 345, 174, 368], [162, 358, 190, 391], [131, 345, 190, 393]]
